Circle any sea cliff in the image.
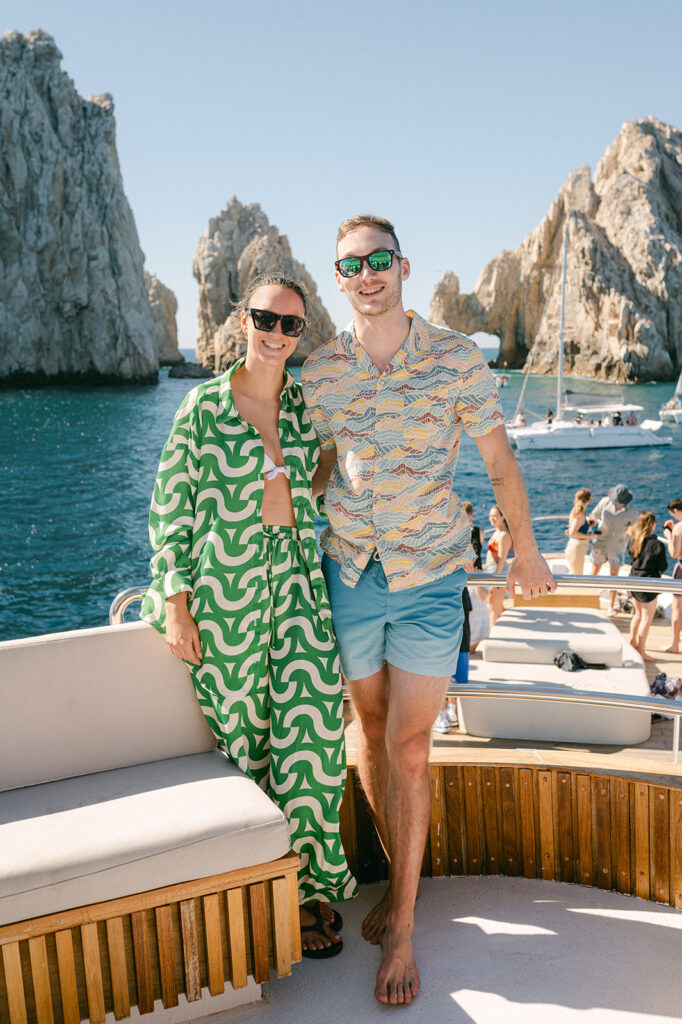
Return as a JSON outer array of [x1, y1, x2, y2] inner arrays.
[[431, 117, 682, 383], [0, 30, 158, 384]]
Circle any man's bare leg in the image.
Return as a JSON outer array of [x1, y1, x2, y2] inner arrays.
[[664, 595, 682, 653], [374, 665, 450, 1006], [348, 669, 392, 943]]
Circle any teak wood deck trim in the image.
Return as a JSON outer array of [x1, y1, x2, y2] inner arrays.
[[0, 851, 301, 1024], [339, 763, 682, 909]]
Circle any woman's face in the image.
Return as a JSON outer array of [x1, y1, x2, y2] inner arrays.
[[489, 506, 502, 528], [241, 285, 306, 368]]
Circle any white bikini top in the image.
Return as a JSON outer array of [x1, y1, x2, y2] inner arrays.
[[263, 452, 290, 481]]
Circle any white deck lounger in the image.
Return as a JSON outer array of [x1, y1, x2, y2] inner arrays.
[[457, 607, 652, 745]]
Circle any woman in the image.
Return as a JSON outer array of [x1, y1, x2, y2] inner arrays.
[[140, 273, 356, 958], [485, 505, 512, 627], [627, 512, 668, 661], [564, 487, 592, 574]]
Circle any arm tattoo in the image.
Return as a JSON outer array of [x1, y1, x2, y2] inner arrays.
[[490, 476, 504, 488]]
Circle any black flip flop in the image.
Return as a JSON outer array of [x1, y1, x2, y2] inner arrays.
[[300, 901, 343, 959]]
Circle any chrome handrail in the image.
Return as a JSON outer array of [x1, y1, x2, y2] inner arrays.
[[449, 682, 682, 764], [109, 572, 682, 623], [467, 571, 682, 595], [109, 587, 148, 625], [110, 573, 682, 762]]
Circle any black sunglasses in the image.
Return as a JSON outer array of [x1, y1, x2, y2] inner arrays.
[[247, 308, 307, 338], [334, 249, 402, 278]]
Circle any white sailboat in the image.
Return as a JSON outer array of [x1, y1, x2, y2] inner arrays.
[[660, 366, 682, 423], [510, 221, 673, 451]]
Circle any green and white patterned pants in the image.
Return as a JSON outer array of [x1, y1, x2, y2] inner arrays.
[[190, 526, 356, 904]]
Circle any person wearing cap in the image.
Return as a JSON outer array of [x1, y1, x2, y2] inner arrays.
[[588, 484, 637, 615]]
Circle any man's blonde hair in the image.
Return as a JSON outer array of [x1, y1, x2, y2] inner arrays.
[[336, 214, 401, 254]]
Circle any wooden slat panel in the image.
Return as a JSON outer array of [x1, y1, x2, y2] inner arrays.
[[106, 916, 131, 1021], [499, 767, 519, 876], [353, 779, 388, 883], [54, 930, 80, 1024], [248, 883, 270, 985], [269, 878, 292, 978], [154, 906, 178, 1009], [671, 792, 682, 910], [285, 868, 302, 963], [650, 787, 671, 904], [429, 766, 447, 876], [338, 771, 359, 881], [519, 768, 537, 878], [0, 852, 300, 945], [28, 935, 54, 1024], [557, 773, 574, 883], [202, 894, 225, 996], [444, 766, 466, 874], [180, 900, 202, 1002], [81, 923, 106, 1024], [226, 888, 248, 990], [595, 779, 612, 890], [634, 783, 651, 900], [537, 770, 555, 880], [481, 767, 500, 874], [614, 777, 631, 895], [462, 767, 482, 875], [576, 774, 594, 887], [131, 910, 155, 1015], [2, 941, 28, 1024]]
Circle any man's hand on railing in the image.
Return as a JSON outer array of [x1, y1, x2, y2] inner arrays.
[[506, 548, 557, 600]]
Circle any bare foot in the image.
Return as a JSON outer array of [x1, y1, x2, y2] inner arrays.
[[663, 645, 681, 654], [633, 643, 658, 663], [300, 905, 340, 954], [374, 921, 420, 1006], [362, 887, 391, 944]]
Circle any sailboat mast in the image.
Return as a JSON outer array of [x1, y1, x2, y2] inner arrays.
[[557, 220, 568, 421]]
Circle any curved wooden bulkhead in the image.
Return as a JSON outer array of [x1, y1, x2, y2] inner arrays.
[[339, 762, 682, 908]]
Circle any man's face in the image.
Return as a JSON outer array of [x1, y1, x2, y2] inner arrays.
[[335, 226, 410, 318]]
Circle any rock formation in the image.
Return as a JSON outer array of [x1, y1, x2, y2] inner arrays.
[[144, 272, 182, 365], [193, 199, 335, 369], [0, 30, 158, 383], [431, 117, 682, 382]]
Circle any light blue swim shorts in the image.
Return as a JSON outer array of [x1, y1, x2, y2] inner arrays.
[[322, 554, 466, 681]]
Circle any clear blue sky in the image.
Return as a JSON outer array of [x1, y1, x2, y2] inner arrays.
[[5, 0, 682, 350]]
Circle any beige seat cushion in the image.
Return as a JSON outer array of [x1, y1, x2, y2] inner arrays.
[[458, 608, 650, 746], [0, 751, 291, 925], [0, 622, 215, 791], [482, 636, 623, 667]]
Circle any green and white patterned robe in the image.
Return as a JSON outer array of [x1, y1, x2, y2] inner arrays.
[[141, 360, 356, 903]]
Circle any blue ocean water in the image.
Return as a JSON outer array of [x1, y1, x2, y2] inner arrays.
[[2, 352, 680, 642]]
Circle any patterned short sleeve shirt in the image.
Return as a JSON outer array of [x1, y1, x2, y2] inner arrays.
[[302, 310, 505, 591]]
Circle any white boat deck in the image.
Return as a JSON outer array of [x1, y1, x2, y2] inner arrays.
[[212, 876, 682, 1024]]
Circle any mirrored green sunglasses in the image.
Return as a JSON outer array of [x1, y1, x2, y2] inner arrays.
[[334, 249, 402, 278]]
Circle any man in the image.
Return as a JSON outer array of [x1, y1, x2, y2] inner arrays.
[[588, 484, 637, 615], [663, 498, 682, 653], [302, 214, 555, 1006]]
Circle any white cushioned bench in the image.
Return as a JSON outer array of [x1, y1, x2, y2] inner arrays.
[[0, 621, 300, 1023], [457, 608, 651, 746]]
